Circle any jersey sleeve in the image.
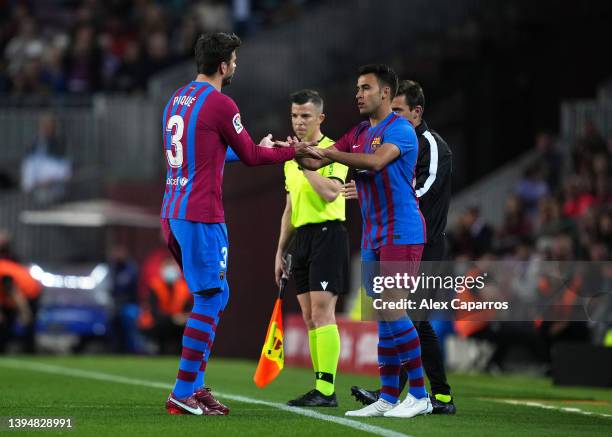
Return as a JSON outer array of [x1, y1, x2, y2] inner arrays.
[[331, 127, 355, 153], [415, 134, 451, 200], [383, 119, 417, 157], [210, 94, 296, 165]]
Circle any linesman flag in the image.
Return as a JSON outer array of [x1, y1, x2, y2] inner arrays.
[[253, 254, 292, 388]]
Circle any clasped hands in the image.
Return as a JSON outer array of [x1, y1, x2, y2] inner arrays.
[[258, 134, 328, 160]]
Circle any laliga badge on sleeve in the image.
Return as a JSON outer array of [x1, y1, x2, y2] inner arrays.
[[232, 113, 244, 134]]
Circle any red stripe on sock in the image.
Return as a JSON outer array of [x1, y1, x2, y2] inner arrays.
[[393, 326, 416, 339], [402, 357, 423, 372], [181, 347, 203, 361], [177, 369, 197, 382], [379, 364, 401, 376], [396, 337, 420, 354], [184, 327, 210, 343], [377, 346, 397, 356], [380, 385, 400, 398], [199, 361, 207, 371], [410, 377, 425, 387], [190, 313, 217, 329]]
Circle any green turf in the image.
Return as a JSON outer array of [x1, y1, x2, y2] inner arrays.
[[1, 356, 611, 436]]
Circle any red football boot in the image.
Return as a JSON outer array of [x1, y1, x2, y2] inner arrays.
[[194, 387, 230, 415], [165, 394, 204, 415]]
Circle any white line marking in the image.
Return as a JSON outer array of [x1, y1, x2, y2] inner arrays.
[[487, 398, 612, 419], [0, 359, 412, 437]]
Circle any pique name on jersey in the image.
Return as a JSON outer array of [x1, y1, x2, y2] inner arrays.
[[173, 95, 197, 107]]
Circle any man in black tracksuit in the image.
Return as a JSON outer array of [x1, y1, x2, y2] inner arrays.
[[348, 80, 455, 414]]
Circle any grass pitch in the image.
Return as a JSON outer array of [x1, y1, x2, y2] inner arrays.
[[1, 356, 611, 436]]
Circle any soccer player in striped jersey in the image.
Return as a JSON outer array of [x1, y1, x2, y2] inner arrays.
[[295, 64, 432, 418], [349, 80, 456, 414], [161, 32, 314, 416]]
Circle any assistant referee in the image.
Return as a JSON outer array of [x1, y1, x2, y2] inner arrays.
[[275, 90, 349, 407]]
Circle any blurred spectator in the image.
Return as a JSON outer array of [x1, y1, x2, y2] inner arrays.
[[141, 31, 174, 81], [41, 45, 67, 93], [496, 195, 531, 253], [21, 113, 72, 205], [593, 175, 611, 205], [562, 175, 595, 219], [193, 0, 232, 33], [448, 206, 493, 258], [139, 257, 192, 354], [4, 17, 44, 80], [64, 24, 102, 93], [112, 40, 146, 93], [575, 120, 607, 163], [515, 163, 549, 218], [0, 258, 42, 353], [533, 197, 576, 240], [108, 245, 142, 354], [533, 131, 562, 193], [594, 208, 612, 248]]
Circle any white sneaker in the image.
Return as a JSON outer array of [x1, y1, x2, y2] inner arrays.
[[345, 398, 398, 417], [384, 393, 432, 418]]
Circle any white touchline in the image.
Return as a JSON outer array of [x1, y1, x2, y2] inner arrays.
[[487, 398, 612, 419], [0, 359, 413, 437]]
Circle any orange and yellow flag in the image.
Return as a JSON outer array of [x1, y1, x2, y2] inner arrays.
[[253, 298, 284, 388]]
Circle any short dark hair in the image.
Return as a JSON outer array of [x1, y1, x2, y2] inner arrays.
[[194, 32, 242, 75], [290, 89, 324, 112], [397, 80, 425, 110], [357, 64, 398, 98]]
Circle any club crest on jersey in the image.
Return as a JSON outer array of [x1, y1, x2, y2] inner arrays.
[[232, 113, 244, 134], [370, 136, 382, 150]]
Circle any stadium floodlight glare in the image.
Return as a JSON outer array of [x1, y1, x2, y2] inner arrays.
[[28, 264, 109, 290]]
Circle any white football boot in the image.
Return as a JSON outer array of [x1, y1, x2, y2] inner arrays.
[[345, 398, 398, 417], [384, 393, 433, 418]]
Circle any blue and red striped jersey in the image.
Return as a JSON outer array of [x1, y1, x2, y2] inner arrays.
[[161, 81, 296, 223], [335, 112, 426, 249]]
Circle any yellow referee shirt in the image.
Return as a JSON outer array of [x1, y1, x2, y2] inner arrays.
[[284, 136, 349, 228]]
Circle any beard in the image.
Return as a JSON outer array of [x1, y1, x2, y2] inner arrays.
[[222, 73, 234, 87]]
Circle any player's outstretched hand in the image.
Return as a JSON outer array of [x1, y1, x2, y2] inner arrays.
[[342, 180, 358, 199], [293, 141, 320, 159], [273, 136, 300, 148], [258, 133, 275, 148]]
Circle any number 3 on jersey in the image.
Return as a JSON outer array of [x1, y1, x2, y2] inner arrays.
[[166, 114, 184, 168]]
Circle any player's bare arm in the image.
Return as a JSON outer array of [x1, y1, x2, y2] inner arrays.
[[322, 142, 400, 172], [274, 194, 295, 286]]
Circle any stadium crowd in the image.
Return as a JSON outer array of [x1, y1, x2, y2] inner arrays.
[[0, 0, 312, 95], [443, 123, 612, 370], [448, 124, 611, 263]]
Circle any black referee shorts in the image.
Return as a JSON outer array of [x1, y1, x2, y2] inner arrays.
[[289, 220, 349, 295]]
